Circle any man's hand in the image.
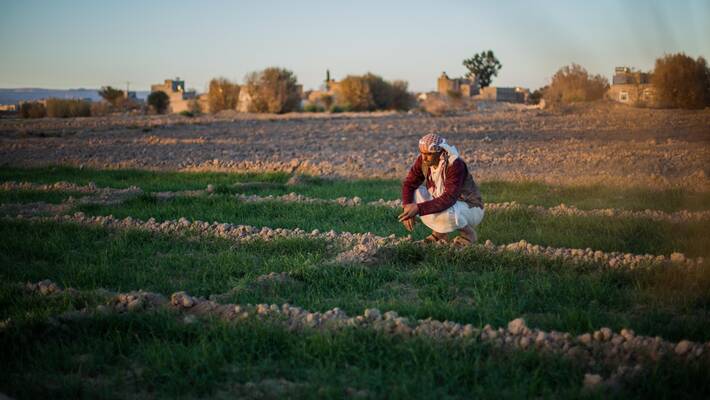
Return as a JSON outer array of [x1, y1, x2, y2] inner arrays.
[[398, 203, 419, 222], [402, 217, 415, 232]]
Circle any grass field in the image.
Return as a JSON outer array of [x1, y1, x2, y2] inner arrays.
[[1, 166, 709, 399]]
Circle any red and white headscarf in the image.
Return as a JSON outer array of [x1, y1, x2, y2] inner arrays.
[[418, 133, 443, 153], [418, 133, 461, 197]]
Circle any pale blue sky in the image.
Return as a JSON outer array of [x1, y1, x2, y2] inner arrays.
[[1, 0, 708, 92]]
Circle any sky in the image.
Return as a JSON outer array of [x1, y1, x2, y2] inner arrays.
[[1, 0, 708, 93]]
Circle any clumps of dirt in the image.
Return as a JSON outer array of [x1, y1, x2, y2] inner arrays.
[[488, 201, 710, 224], [482, 238, 703, 269], [0, 201, 70, 217], [25, 279, 62, 295], [14, 212, 701, 270], [26, 280, 710, 386]]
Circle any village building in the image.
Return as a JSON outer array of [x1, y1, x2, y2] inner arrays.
[[437, 71, 529, 103], [150, 78, 197, 113], [476, 86, 529, 103], [606, 66, 656, 106], [437, 72, 480, 97]]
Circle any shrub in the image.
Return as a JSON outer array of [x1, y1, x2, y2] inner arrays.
[[45, 98, 91, 118], [336, 73, 414, 111], [329, 104, 345, 113], [207, 78, 240, 113], [303, 103, 325, 112], [652, 53, 710, 109], [244, 67, 301, 113], [544, 63, 609, 104], [446, 89, 462, 99], [19, 102, 46, 119], [98, 86, 124, 106], [90, 101, 112, 116], [147, 91, 170, 114], [320, 94, 334, 109], [337, 75, 374, 111]]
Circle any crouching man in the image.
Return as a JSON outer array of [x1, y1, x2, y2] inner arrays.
[[398, 133, 484, 246]]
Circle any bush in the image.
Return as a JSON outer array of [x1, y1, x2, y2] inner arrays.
[[19, 102, 46, 119], [98, 86, 124, 106], [320, 94, 334, 109], [329, 104, 345, 113], [45, 98, 91, 118], [544, 64, 609, 104], [652, 53, 710, 109], [303, 103, 325, 113], [207, 78, 240, 113], [244, 67, 301, 113], [90, 101, 112, 116], [147, 91, 170, 114], [337, 75, 374, 111], [336, 73, 414, 111]]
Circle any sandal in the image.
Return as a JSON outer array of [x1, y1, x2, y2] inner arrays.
[[452, 235, 473, 247], [419, 234, 447, 244]]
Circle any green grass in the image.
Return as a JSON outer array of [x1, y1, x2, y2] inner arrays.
[[3, 164, 710, 398], [8, 310, 706, 400], [2, 220, 709, 343], [76, 195, 710, 258], [3, 166, 710, 211], [0, 165, 289, 192]]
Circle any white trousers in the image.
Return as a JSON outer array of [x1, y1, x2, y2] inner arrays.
[[415, 185, 484, 233]]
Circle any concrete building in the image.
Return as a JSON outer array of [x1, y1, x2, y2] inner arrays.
[[437, 72, 480, 97], [476, 86, 529, 103], [607, 67, 656, 106], [436, 72, 529, 103], [150, 78, 197, 113]]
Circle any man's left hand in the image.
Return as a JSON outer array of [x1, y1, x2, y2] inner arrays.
[[398, 203, 419, 221]]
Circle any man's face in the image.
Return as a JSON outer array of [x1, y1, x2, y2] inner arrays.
[[421, 150, 442, 167]]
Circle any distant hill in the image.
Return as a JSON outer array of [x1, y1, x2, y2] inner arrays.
[[0, 88, 149, 104]]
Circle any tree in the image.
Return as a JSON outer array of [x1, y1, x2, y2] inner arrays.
[[462, 50, 502, 88], [147, 91, 170, 114], [98, 86, 124, 106], [543, 64, 608, 104], [244, 67, 301, 113], [336, 73, 414, 111], [207, 78, 240, 113], [652, 53, 710, 109]]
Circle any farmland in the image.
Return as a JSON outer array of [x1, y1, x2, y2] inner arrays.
[[1, 104, 709, 398]]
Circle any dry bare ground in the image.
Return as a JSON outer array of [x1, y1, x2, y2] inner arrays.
[[1, 102, 709, 190]]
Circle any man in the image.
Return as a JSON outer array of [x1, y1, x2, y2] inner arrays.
[[398, 133, 484, 246]]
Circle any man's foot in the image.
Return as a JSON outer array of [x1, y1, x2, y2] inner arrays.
[[457, 226, 477, 244], [419, 232, 448, 244]]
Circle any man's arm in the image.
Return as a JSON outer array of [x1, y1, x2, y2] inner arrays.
[[401, 155, 425, 205], [417, 159, 467, 216]]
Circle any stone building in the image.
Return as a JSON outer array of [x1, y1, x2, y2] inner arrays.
[[476, 86, 529, 103], [606, 67, 656, 106], [150, 78, 197, 113], [437, 72, 480, 97]]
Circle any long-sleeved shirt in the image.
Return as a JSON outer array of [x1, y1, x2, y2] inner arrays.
[[401, 155, 483, 216]]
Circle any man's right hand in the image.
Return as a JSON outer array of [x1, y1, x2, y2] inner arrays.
[[402, 218, 415, 232]]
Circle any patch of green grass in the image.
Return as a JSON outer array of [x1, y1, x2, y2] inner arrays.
[[3, 166, 710, 211], [0, 189, 85, 204], [0, 165, 289, 192], [0, 220, 332, 297], [76, 196, 710, 258], [2, 220, 709, 343]]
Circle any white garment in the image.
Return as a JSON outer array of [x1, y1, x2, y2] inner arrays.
[[429, 140, 460, 197], [415, 185, 484, 233]]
